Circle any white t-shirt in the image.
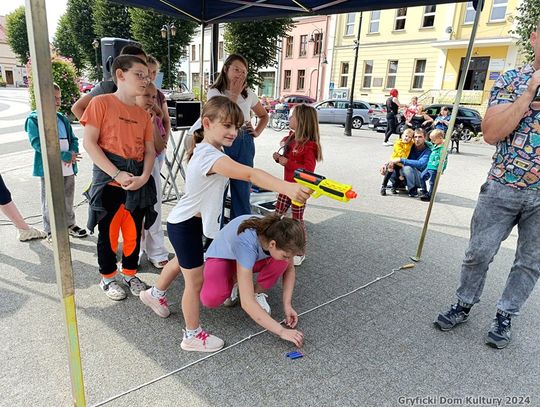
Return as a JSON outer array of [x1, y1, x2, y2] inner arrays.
[[167, 142, 229, 238], [57, 117, 74, 177], [188, 87, 259, 134]]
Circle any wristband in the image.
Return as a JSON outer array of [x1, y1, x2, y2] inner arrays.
[[112, 169, 121, 180]]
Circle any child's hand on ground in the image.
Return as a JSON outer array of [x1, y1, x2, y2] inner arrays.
[[284, 306, 298, 328], [122, 175, 148, 191], [279, 327, 304, 347]]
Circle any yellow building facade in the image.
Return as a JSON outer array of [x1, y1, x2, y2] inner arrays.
[[330, 1, 521, 110]]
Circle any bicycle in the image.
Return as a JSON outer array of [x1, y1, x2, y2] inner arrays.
[[269, 111, 289, 132]]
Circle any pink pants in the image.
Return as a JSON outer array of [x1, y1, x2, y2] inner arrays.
[[200, 257, 289, 308]]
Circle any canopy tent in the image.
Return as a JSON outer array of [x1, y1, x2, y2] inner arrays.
[[24, 0, 485, 405], [111, 0, 467, 24]]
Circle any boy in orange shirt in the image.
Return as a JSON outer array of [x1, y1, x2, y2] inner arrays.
[[81, 55, 157, 301]]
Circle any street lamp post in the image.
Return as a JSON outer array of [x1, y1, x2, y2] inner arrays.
[[161, 23, 177, 88], [309, 28, 324, 101], [92, 39, 100, 80], [344, 12, 363, 137]]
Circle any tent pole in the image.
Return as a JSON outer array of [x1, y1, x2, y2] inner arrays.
[[25, 0, 86, 405], [411, 0, 485, 262]]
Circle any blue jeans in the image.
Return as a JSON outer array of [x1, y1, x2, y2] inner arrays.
[[223, 128, 255, 219], [456, 180, 540, 315], [398, 166, 426, 192], [422, 169, 437, 195]]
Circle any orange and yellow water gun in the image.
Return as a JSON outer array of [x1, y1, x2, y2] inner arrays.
[[292, 169, 357, 206]]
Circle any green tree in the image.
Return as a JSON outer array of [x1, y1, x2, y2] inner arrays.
[[66, 0, 98, 78], [511, 0, 540, 63], [93, 0, 132, 40], [28, 56, 80, 118], [53, 14, 85, 72], [130, 8, 196, 88], [224, 19, 294, 87], [5, 6, 30, 65]]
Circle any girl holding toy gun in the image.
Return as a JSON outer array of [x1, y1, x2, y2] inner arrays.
[[272, 104, 323, 266], [140, 97, 311, 352]]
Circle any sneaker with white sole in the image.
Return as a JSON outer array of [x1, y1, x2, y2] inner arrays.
[[140, 288, 170, 318], [181, 329, 224, 352], [255, 292, 271, 314], [223, 283, 239, 307], [100, 280, 127, 301], [124, 276, 147, 296], [293, 255, 305, 266], [17, 227, 47, 242]]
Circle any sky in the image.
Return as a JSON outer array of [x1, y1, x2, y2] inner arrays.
[[0, 0, 68, 40]]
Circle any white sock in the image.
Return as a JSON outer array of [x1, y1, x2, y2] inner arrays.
[[102, 276, 116, 285], [151, 286, 166, 298], [184, 327, 202, 339]]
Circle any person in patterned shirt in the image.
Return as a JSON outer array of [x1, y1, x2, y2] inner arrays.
[[434, 18, 540, 349]]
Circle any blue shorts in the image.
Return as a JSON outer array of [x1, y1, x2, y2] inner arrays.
[[167, 217, 208, 269], [0, 174, 12, 205]]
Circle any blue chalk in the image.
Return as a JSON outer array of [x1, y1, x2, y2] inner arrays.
[[286, 351, 304, 359]]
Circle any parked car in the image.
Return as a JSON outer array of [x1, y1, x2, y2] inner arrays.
[[78, 81, 94, 93], [312, 99, 370, 129], [282, 94, 316, 109], [368, 102, 386, 119], [369, 112, 406, 133], [162, 83, 195, 101], [423, 104, 482, 138]]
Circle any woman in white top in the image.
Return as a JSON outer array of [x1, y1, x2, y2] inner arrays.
[[207, 54, 269, 219], [140, 96, 310, 353]]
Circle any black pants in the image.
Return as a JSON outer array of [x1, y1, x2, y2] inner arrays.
[[0, 174, 12, 205], [384, 114, 397, 143], [97, 185, 145, 277], [382, 167, 401, 188]]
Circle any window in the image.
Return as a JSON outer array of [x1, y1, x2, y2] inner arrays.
[[386, 60, 398, 89], [490, 0, 507, 22], [369, 10, 380, 33], [191, 44, 197, 61], [299, 35, 308, 57], [394, 8, 407, 30], [218, 42, 224, 60], [178, 71, 187, 85], [422, 5, 436, 27], [297, 70, 305, 90], [285, 36, 293, 58], [340, 62, 349, 88], [412, 59, 427, 89], [313, 32, 323, 56], [284, 70, 291, 90], [362, 60, 373, 88], [345, 13, 355, 36], [192, 73, 200, 88], [464, 2, 476, 24]]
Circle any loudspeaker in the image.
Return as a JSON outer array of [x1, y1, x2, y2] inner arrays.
[[100, 37, 139, 81], [174, 101, 201, 128]]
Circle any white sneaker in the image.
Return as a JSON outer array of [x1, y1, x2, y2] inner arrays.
[[17, 227, 47, 242], [293, 255, 306, 266], [100, 280, 127, 301], [223, 283, 239, 307], [140, 288, 170, 318], [255, 293, 271, 314], [181, 329, 225, 352], [382, 141, 392, 146]]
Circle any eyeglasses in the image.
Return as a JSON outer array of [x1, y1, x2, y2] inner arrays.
[[129, 70, 151, 82], [229, 65, 247, 76]]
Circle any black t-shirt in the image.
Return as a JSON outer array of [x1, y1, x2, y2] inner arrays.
[[386, 97, 398, 116]]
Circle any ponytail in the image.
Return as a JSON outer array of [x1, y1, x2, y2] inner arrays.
[[187, 128, 205, 161], [238, 213, 305, 254]]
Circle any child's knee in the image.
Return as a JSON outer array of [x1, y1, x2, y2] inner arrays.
[[200, 290, 228, 308]]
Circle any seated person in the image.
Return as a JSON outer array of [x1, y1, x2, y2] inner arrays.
[[390, 128, 432, 197], [405, 106, 433, 130], [433, 106, 451, 132], [380, 128, 414, 196]]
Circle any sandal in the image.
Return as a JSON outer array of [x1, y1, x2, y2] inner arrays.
[[150, 259, 169, 269], [68, 225, 88, 238]]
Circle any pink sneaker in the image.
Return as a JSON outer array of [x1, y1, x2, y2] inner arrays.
[[140, 288, 170, 318], [181, 330, 224, 352]]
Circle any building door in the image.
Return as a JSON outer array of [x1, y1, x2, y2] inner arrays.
[[260, 72, 275, 98], [456, 57, 490, 91], [5, 70, 14, 85]]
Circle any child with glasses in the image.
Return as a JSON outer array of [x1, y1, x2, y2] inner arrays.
[[81, 55, 157, 301]]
